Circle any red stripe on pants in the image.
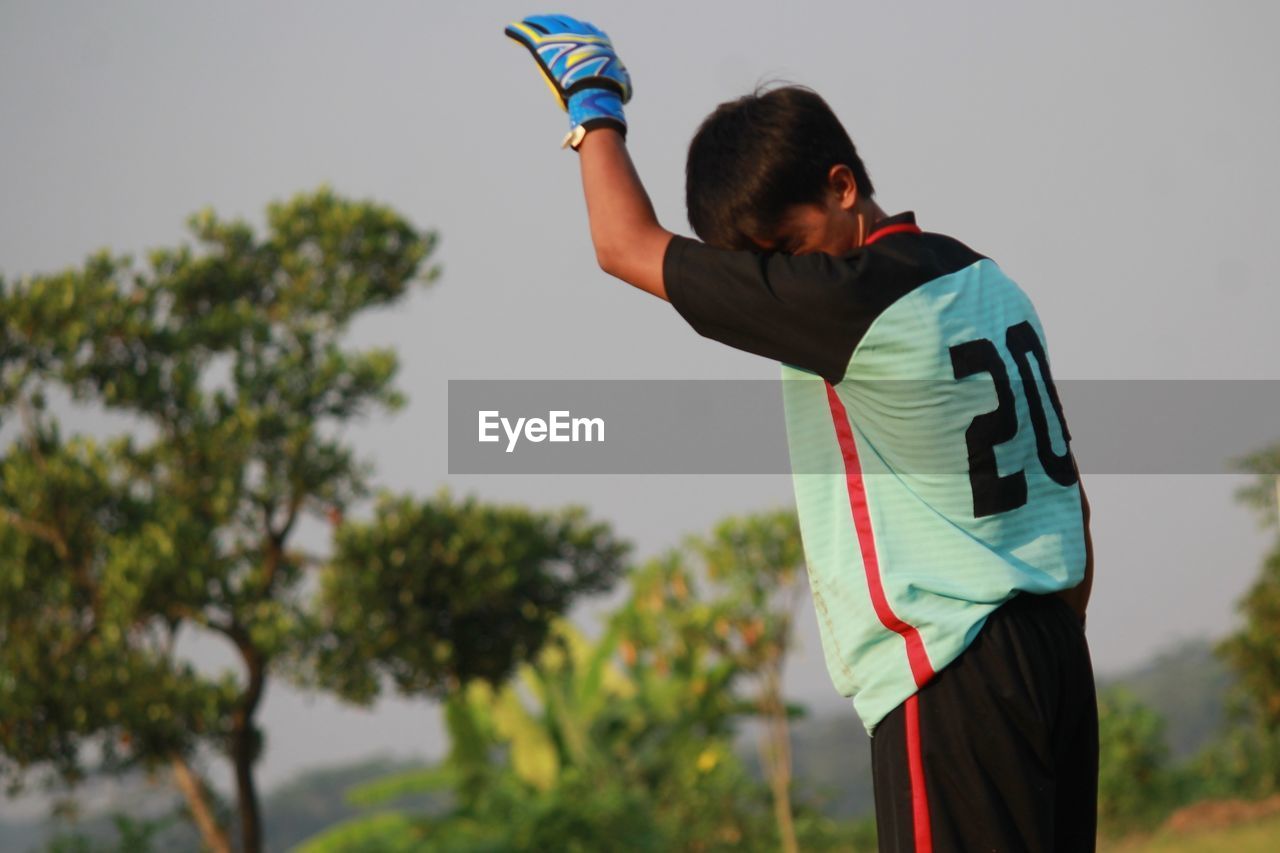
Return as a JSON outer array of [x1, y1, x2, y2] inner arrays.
[[905, 694, 933, 852]]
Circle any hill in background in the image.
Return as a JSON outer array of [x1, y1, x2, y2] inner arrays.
[[1095, 637, 1235, 761]]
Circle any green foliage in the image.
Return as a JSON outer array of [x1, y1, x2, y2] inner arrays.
[[258, 755, 446, 851], [1186, 708, 1280, 802], [1217, 546, 1280, 732], [1205, 444, 1280, 806], [303, 614, 780, 851], [1232, 446, 1280, 528], [301, 512, 872, 852], [306, 491, 628, 704], [1098, 688, 1178, 834], [683, 512, 808, 852], [342, 764, 456, 807], [44, 811, 177, 853], [0, 426, 237, 789], [743, 713, 875, 820], [0, 187, 439, 793], [293, 810, 429, 853], [684, 511, 806, 692], [1, 188, 626, 852], [1096, 638, 1233, 762]]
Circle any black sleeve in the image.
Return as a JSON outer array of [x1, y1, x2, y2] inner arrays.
[[663, 235, 883, 384]]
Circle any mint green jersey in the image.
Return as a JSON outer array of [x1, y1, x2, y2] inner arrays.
[[665, 213, 1085, 734]]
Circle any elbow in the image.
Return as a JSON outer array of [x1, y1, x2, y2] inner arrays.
[[594, 242, 625, 279], [590, 228, 672, 299]]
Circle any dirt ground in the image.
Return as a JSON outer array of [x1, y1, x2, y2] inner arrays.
[[1162, 794, 1280, 834]]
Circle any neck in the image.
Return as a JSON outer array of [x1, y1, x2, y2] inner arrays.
[[853, 199, 888, 248]]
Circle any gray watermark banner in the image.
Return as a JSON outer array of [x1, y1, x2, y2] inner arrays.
[[448, 380, 1280, 475]]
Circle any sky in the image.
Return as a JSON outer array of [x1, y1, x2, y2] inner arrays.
[[2, 0, 1279, 803]]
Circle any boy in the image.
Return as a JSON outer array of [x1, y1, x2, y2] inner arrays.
[[506, 14, 1098, 852]]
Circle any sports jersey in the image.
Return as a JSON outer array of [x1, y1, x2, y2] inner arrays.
[[663, 212, 1086, 735]]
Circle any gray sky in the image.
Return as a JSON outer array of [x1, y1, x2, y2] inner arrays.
[[2, 0, 1279, 801]]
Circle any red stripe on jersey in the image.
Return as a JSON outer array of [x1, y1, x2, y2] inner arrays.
[[824, 382, 936, 688], [865, 222, 922, 245], [905, 694, 934, 852]]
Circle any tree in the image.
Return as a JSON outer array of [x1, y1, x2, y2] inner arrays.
[[1219, 446, 1280, 722], [1218, 548, 1280, 731], [1205, 442, 1280, 802], [1186, 716, 1280, 802], [1219, 443, 1280, 720], [0, 189, 626, 853], [1096, 688, 1175, 834], [304, 491, 627, 705], [299, 563, 778, 853], [298, 512, 860, 853], [685, 512, 808, 853]]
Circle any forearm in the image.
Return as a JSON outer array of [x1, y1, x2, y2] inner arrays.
[[1056, 478, 1094, 624], [1077, 480, 1094, 613], [576, 129, 674, 299]]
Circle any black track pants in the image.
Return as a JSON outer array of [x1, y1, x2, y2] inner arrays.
[[870, 592, 1099, 853]]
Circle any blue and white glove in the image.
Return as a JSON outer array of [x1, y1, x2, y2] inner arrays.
[[504, 13, 632, 149]]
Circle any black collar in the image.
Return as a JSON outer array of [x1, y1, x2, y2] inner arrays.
[[865, 211, 921, 246]]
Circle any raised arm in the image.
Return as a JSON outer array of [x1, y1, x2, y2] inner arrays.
[[504, 14, 673, 300], [576, 130, 673, 299]]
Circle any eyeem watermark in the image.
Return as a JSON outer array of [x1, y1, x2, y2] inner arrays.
[[451, 379, 1280, 474], [478, 410, 605, 453]]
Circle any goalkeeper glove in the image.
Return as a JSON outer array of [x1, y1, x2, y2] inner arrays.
[[504, 13, 632, 149]]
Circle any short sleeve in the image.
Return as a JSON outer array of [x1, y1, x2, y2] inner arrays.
[[663, 235, 882, 384]]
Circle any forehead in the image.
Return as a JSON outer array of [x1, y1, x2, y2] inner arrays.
[[749, 203, 828, 250]]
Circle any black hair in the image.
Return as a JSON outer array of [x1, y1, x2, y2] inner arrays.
[[685, 84, 875, 250]]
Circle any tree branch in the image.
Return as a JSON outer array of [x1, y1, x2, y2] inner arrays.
[[167, 603, 234, 640], [169, 752, 231, 853], [260, 488, 302, 595], [0, 507, 69, 559], [274, 490, 303, 547], [17, 395, 47, 473]]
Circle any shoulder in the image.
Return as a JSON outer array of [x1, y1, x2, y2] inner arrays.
[[863, 228, 987, 286], [659, 217, 992, 384]]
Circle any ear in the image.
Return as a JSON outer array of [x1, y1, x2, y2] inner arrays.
[[827, 164, 859, 210]]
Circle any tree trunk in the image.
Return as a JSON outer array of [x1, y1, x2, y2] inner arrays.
[[760, 664, 798, 853], [228, 626, 268, 853], [170, 753, 231, 853], [231, 724, 263, 853]]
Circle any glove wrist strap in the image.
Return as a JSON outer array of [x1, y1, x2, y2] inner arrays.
[[563, 89, 627, 149], [561, 118, 627, 150]]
